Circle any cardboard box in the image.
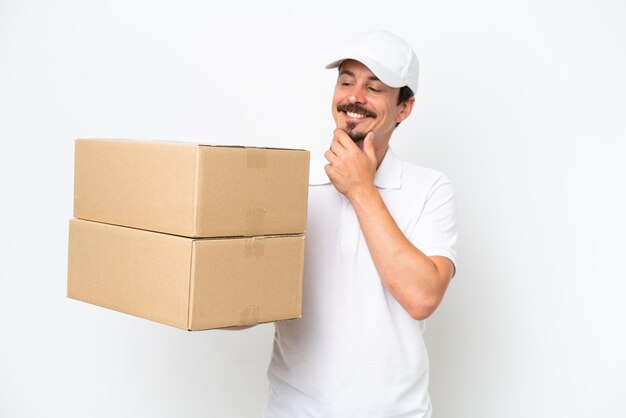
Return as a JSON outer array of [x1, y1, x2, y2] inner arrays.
[[73, 139, 310, 237], [67, 219, 304, 330]]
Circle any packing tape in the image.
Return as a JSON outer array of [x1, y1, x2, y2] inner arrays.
[[246, 207, 266, 233], [246, 148, 267, 169], [240, 305, 260, 326], [245, 237, 265, 257]]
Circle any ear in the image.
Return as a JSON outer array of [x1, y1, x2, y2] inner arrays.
[[396, 96, 416, 124]]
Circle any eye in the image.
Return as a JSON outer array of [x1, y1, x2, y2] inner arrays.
[[368, 86, 381, 93]]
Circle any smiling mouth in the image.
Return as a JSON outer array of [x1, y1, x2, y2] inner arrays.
[[346, 111, 367, 119], [337, 104, 377, 120]]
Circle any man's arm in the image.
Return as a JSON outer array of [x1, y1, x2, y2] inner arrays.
[[324, 130, 454, 320]]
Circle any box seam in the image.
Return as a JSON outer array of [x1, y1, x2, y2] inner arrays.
[[192, 146, 201, 237], [187, 240, 196, 331], [70, 218, 304, 240]]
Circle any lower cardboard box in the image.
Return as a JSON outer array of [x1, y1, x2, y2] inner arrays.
[[67, 219, 304, 330]]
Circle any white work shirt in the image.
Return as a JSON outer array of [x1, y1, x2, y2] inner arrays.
[[265, 147, 458, 418]]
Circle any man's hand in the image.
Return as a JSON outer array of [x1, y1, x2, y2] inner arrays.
[[324, 129, 378, 199]]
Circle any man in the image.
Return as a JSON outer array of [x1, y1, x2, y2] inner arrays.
[[264, 30, 458, 417]]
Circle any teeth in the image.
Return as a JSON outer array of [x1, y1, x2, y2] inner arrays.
[[347, 111, 366, 119]]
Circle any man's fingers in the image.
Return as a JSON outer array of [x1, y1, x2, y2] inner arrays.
[[333, 128, 356, 149], [324, 149, 339, 165], [363, 131, 377, 162], [330, 139, 343, 155]]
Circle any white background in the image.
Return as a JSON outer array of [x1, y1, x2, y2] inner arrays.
[[1, 0, 625, 417]]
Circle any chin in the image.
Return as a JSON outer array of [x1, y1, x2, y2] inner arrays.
[[350, 132, 367, 142]]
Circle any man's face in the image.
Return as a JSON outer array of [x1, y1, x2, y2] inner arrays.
[[331, 59, 413, 146]]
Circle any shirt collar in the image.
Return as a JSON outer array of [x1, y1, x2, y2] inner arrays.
[[309, 146, 402, 190]]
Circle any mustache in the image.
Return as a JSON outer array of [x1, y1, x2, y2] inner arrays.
[[336, 103, 377, 118]]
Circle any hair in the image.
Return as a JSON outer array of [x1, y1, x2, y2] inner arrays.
[[395, 86, 414, 127], [397, 86, 414, 105]]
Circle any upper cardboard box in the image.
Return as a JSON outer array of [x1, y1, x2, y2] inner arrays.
[[74, 139, 310, 238]]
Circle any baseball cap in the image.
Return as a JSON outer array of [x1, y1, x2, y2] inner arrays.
[[325, 30, 419, 94]]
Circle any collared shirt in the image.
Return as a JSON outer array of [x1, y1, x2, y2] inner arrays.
[[265, 147, 458, 418]]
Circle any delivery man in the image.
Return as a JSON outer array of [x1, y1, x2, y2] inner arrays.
[[264, 30, 458, 418]]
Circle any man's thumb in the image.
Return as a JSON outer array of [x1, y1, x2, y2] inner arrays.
[[364, 131, 376, 161]]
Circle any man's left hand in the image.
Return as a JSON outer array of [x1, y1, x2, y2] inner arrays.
[[324, 129, 378, 199]]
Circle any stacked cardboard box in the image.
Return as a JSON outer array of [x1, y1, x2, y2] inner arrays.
[[67, 139, 310, 331]]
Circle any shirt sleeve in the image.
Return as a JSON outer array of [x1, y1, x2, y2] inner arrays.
[[407, 174, 459, 275]]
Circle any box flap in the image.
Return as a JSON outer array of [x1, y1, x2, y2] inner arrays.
[[188, 234, 304, 330], [195, 147, 310, 237], [198, 144, 308, 152]]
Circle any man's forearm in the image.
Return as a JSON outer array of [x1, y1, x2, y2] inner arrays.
[[348, 185, 452, 320]]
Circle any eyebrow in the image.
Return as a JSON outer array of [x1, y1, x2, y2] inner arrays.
[[338, 69, 380, 82]]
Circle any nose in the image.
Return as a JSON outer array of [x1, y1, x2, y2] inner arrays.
[[348, 87, 366, 104]]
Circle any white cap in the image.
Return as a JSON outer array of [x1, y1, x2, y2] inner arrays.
[[325, 30, 419, 94]]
